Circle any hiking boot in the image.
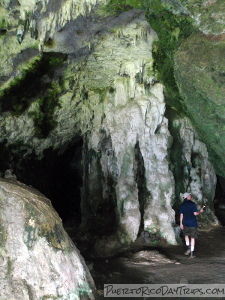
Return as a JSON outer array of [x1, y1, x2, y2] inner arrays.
[[189, 251, 196, 258], [184, 247, 191, 256]]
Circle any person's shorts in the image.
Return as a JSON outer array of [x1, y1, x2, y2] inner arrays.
[[183, 226, 198, 238]]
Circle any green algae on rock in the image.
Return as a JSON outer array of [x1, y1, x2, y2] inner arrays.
[[145, 0, 196, 110], [174, 32, 225, 177]]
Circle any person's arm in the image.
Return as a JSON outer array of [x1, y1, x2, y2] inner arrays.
[[193, 205, 205, 216], [194, 209, 204, 216], [180, 213, 184, 230]]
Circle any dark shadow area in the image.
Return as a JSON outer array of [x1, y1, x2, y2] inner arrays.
[[0, 53, 66, 114], [134, 141, 151, 234], [0, 52, 67, 138], [0, 137, 83, 224], [69, 133, 119, 258], [214, 175, 225, 225]]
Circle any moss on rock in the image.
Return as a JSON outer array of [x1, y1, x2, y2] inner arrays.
[[145, 0, 196, 110], [174, 32, 225, 176], [38, 222, 71, 251], [0, 218, 7, 249], [179, 0, 225, 34], [0, 53, 66, 138], [23, 201, 72, 252], [166, 108, 186, 202], [98, 0, 143, 15]]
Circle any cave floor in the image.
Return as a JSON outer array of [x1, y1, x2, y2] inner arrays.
[[89, 226, 225, 300]]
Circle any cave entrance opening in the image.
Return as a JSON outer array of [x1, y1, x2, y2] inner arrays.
[[5, 138, 84, 226], [214, 175, 225, 226]]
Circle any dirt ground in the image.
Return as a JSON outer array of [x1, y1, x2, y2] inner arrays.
[[89, 226, 225, 300]]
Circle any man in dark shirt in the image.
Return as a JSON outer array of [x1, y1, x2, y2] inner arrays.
[[180, 193, 204, 258]]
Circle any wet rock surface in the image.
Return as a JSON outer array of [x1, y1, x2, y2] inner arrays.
[[89, 226, 225, 299]]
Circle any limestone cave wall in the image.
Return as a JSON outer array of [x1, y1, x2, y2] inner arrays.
[[0, 0, 223, 260]]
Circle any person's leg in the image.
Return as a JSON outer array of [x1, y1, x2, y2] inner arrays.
[[189, 237, 196, 258], [184, 235, 191, 255], [185, 235, 190, 246], [190, 237, 195, 252]]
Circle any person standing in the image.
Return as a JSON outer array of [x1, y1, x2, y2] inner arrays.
[[180, 193, 205, 258]]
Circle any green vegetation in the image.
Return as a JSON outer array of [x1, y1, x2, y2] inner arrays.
[[0, 17, 7, 28], [23, 203, 71, 251], [42, 295, 57, 300], [0, 56, 42, 114], [166, 107, 186, 203], [145, 0, 196, 110], [0, 216, 7, 249], [0, 6, 10, 35], [38, 222, 71, 251], [90, 87, 109, 103], [0, 53, 66, 138], [174, 32, 225, 177], [7, 258, 13, 279], [101, 0, 197, 112], [99, 0, 143, 15], [28, 82, 62, 138], [0, 55, 62, 114]]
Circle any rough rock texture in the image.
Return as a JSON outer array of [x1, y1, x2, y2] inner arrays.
[[1, 0, 107, 48], [142, 1, 225, 179], [0, 178, 96, 300], [0, 10, 156, 157], [58, 12, 178, 254], [170, 116, 218, 227], [174, 32, 225, 177], [0, 0, 221, 258], [87, 83, 176, 256], [161, 0, 225, 35]]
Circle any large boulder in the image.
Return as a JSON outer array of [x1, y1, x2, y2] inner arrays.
[[174, 32, 225, 177], [0, 178, 96, 300]]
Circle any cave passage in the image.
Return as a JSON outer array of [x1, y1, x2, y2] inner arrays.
[[0, 138, 84, 225], [214, 175, 225, 225]]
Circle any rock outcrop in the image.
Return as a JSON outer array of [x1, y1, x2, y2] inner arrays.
[[0, 0, 222, 258], [86, 82, 177, 256], [0, 178, 96, 300], [1, 0, 107, 49], [174, 32, 225, 177], [163, 0, 225, 35], [169, 116, 218, 224]]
